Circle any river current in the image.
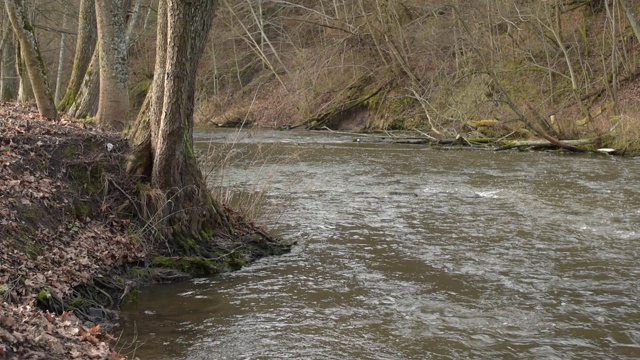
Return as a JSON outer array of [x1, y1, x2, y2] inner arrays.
[[119, 129, 640, 359]]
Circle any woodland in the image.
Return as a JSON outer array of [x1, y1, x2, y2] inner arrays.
[[2, 0, 640, 152], [1, 0, 640, 358]]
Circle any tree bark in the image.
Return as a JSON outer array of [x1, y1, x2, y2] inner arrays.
[[15, 45, 33, 103], [95, 0, 129, 130], [54, 1, 69, 104], [126, 0, 143, 43], [0, 18, 18, 101], [58, 0, 97, 112], [128, 0, 232, 246], [127, 0, 167, 178], [67, 49, 100, 118], [5, 0, 57, 119]]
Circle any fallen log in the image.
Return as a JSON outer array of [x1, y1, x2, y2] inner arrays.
[[496, 138, 593, 151]]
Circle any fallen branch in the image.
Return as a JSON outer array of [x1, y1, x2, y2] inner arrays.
[[496, 138, 592, 151]]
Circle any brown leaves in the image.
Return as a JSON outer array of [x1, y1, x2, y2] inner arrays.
[[0, 103, 145, 359], [0, 303, 116, 359]]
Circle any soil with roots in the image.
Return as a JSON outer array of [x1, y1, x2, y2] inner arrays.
[[0, 102, 291, 359]]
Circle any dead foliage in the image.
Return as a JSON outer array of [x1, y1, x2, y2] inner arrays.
[[0, 102, 144, 359]]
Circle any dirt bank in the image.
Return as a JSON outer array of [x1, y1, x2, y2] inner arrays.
[[0, 103, 291, 359]]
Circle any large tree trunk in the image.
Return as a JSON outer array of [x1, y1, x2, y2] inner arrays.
[[0, 19, 18, 101], [58, 0, 97, 112], [127, 0, 168, 178], [5, 0, 57, 119], [128, 0, 234, 248], [95, 0, 129, 130], [67, 49, 100, 119]]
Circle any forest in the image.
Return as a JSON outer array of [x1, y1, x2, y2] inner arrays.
[[2, 0, 640, 152]]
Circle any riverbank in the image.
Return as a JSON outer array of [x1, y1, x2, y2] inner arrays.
[[0, 103, 291, 359]]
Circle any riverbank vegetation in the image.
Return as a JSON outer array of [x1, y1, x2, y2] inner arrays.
[[189, 0, 640, 154], [4, 1, 640, 154]]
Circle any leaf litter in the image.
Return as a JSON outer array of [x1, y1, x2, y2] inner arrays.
[[0, 103, 144, 359]]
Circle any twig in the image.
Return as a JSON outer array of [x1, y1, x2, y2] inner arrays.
[[411, 127, 438, 140]]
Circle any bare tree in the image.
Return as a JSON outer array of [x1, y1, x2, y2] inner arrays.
[[59, 0, 97, 112], [0, 13, 18, 101], [54, 1, 69, 104], [5, 0, 56, 118]]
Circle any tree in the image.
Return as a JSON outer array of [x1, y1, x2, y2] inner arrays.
[[5, 0, 56, 119], [54, 1, 69, 104], [127, 0, 234, 248], [58, 0, 97, 112], [0, 14, 18, 101], [94, 0, 129, 130]]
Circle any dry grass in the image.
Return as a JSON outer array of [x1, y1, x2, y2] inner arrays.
[[198, 128, 302, 225]]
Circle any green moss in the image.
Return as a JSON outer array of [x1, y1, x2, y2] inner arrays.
[[151, 256, 217, 276], [121, 288, 139, 304], [69, 165, 89, 183], [23, 21, 33, 32], [135, 181, 152, 192], [63, 145, 81, 158], [38, 288, 51, 302], [184, 238, 198, 250], [185, 131, 195, 158], [228, 253, 247, 271], [68, 297, 88, 309], [199, 227, 213, 239], [34, 157, 46, 171], [130, 266, 153, 280], [68, 163, 103, 193], [72, 201, 91, 218], [76, 116, 95, 124]]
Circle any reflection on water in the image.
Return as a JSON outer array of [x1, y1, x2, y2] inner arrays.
[[119, 130, 640, 359]]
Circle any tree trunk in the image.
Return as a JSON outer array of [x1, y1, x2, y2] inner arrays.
[[15, 46, 33, 103], [128, 0, 234, 248], [58, 0, 97, 112], [0, 19, 18, 101], [5, 0, 57, 119], [95, 0, 129, 130], [54, 1, 69, 104], [127, 0, 168, 178], [67, 49, 100, 119], [126, 0, 143, 43]]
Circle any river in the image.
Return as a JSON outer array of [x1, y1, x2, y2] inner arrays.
[[118, 129, 640, 359]]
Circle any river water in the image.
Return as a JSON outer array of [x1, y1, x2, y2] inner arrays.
[[119, 129, 640, 359]]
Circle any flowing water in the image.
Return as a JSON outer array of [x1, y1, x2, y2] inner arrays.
[[119, 129, 640, 359]]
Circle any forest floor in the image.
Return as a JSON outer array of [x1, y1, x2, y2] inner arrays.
[[0, 103, 290, 359]]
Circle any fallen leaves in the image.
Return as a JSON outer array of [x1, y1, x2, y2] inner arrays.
[[0, 103, 143, 359], [0, 302, 125, 359]]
